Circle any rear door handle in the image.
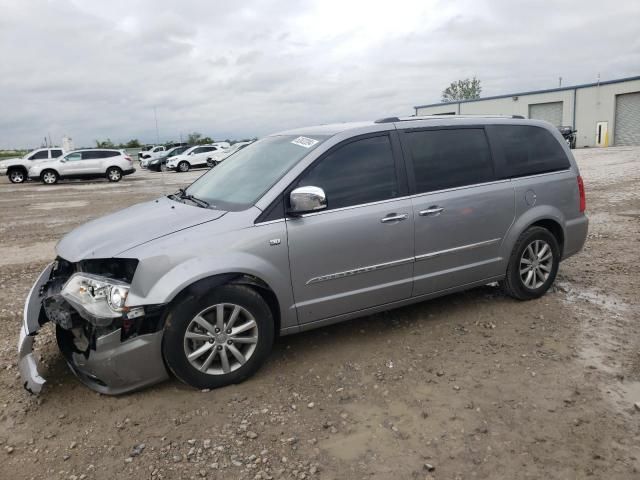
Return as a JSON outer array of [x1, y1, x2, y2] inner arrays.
[[419, 206, 444, 216], [380, 213, 409, 223]]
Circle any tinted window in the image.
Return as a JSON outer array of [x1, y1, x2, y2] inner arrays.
[[489, 125, 570, 177], [203, 147, 217, 152], [191, 147, 204, 154], [296, 135, 398, 210], [30, 150, 49, 160], [81, 151, 101, 160], [403, 128, 494, 193], [51, 150, 63, 158], [99, 151, 119, 158]]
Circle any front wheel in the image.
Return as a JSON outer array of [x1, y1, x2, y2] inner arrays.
[[41, 170, 58, 185], [162, 284, 274, 390], [8, 169, 26, 184], [177, 161, 190, 172], [501, 226, 560, 300], [106, 167, 122, 182]]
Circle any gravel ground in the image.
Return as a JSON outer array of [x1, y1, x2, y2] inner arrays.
[[0, 148, 639, 480]]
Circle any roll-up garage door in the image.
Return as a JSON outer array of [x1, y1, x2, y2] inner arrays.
[[528, 102, 563, 126], [614, 92, 640, 146]]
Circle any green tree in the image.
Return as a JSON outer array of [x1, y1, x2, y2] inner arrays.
[[200, 136, 214, 144], [95, 138, 115, 148], [441, 77, 482, 102], [124, 139, 141, 148], [187, 132, 203, 145]]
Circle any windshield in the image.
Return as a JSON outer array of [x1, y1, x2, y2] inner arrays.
[[185, 135, 328, 210]]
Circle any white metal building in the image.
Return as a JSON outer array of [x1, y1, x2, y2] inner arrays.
[[413, 75, 640, 148]]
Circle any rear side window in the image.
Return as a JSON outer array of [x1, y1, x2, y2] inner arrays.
[[50, 149, 63, 158], [489, 125, 570, 177], [81, 151, 100, 160], [402, 128, 494, 193], [296, 135, 398, 210], [98, 151, 120, 158]]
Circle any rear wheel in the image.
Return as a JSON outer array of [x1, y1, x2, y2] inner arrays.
[[163, 284, 274, 390], [41, 170, 58, 185], [178, 161, 190, 172], [501, 226, 560, 300], [106, 167, 122, 182], [8, 168, 26, 184]]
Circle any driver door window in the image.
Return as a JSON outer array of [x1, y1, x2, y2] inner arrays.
[[29, 151, 49, 161]]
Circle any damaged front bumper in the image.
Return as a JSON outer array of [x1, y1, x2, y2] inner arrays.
[[18, 262, 169, 395]]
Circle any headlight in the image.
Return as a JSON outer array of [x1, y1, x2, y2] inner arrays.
[[61, 273, 130, 319]]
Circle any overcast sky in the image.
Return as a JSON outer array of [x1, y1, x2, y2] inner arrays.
[[0, 0, 638, 148]]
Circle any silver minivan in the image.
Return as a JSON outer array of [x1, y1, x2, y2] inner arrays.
[[19, 116, 588, 395]]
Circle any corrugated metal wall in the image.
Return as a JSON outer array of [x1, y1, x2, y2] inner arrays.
[[614, 92, 640, 146], [528, 102, 563, 126]]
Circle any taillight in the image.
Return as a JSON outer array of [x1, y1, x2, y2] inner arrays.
[[125, 155, 132, 162], [577, 175, 586, 212]]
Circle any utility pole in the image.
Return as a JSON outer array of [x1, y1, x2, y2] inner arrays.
[[558, 76, 562, 87], [154, 107, 160, 145]]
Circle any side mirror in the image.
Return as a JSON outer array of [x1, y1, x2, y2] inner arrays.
[[288, 186, 327, 215]]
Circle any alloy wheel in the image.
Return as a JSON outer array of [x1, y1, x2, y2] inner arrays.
[[43, 171, 57, 184], [183, 303, 258, 375], [9, 170, 25, 183], [108, 169, 121, 181], [519, 239, 553, 289]]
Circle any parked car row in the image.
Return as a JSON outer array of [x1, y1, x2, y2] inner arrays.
[[140, 141, 253, 173], [1, 141, 253, 184], [0, 148, 135, 184]]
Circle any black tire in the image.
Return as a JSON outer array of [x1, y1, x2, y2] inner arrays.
[[41, 169, 58, 185], [8, 168, 27, 184], [501, 226, 560, 300], [178, 161, 190, 172], [106, 167, 122, 182], [163, 284, 274, 390]]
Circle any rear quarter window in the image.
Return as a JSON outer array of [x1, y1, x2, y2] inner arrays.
[[488, 125, 570, 178]]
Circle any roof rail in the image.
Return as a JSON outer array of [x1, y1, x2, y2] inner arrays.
[[376, 114, 529, 123], [374, 117, 401, 123]]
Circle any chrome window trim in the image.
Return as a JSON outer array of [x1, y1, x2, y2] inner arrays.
[[255, 168, 569, 224], [306, 257, 414, 285], [254, 218, 286, 227], [415, 238, 501, 261], [508, 168, 572, 181]]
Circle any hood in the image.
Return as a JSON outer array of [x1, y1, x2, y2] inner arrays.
[[56, 196, 226, 262], [0, 156, 24, 168]]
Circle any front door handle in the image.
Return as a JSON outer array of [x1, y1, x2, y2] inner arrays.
[[419, 206, 444, 216], [380, 213, 409, 223]]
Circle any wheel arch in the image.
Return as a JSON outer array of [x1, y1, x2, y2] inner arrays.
[[133, 269, 286, 336], [7, 165, 28, 175], [502, 206, 567, 260]]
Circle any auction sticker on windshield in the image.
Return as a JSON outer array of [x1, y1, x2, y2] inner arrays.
[[291, 136, 319, 148]]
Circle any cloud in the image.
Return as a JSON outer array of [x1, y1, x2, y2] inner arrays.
[[0, 0, 638, 147]]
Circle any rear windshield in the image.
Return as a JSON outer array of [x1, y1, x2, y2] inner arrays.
[[185, 135, 328, 211]]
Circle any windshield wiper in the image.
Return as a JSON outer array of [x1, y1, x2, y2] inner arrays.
[[173, 188, 211, 208]]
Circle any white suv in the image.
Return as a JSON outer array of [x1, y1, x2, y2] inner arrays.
[[28, 149, 136, 184], [0, 148, 65, 183], [166, 144, 229, 172]]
